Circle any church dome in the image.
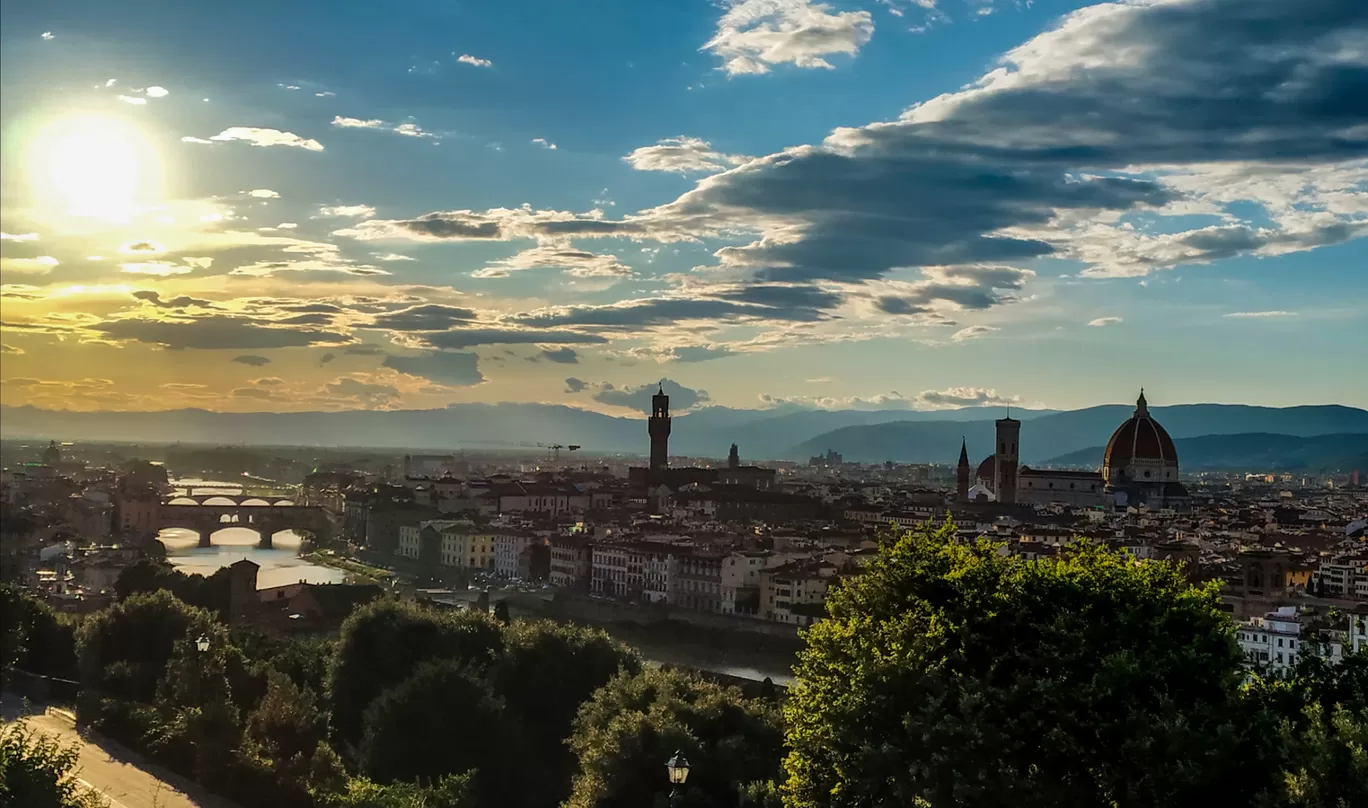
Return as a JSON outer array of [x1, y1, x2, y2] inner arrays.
[[1103, 390, 1178, 469], [975, 455, 995, 480]]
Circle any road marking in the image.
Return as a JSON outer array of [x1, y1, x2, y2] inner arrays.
[[78, 777, 130, 808]]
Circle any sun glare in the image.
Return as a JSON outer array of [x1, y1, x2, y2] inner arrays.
[[30, 115, 158, 221]]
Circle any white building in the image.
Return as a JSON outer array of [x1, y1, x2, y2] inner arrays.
[[493, 530, 541, 578], [591, 544, 630, 597], [1236, 606, 1308, 673]]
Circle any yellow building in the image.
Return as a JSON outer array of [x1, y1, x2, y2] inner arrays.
[[439, 521, 496, 571], [759, 560, 839, 626]]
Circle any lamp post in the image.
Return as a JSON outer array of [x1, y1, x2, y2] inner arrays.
[[665, 751, 690, 807]]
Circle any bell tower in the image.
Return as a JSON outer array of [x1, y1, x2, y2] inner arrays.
[[648, 384, 671, 472], [956, 438, 971, 503], [994, 416, 1020, 505]]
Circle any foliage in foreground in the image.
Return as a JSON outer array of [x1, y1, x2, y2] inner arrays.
[[0, 719, 108, 808], [785, 521, 1279, 807]]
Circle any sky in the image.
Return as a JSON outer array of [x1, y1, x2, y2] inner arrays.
[[1, 0, 1364, 418]]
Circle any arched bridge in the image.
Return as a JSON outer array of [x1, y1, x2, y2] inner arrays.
[[159, 494, 332, 549]]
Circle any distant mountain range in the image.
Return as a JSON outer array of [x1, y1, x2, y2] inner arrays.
[[1043, 432, 1368, 472], [2, 403, 1365, 470], [789, 404, 1368, 465]]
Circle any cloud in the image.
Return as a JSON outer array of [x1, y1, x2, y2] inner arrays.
[[915, 386, 1019, 409], [320, 352, 336, 365], [343, 344, 386, 356], [117, 95, 147, 105], [228, 259, 388, 278], [370, 304, 479, 331], [325, 377, 402, 407], [1, 232, 39, 242], [232, 386, 279, 401], [247, 189, 280, 199], [564, 377, 588, 393], [703, 0, 875, 76], [232, 355, 271, 366], [381, 352, 484, 386], [41, 32, 53, 40], [317, 204, 377, 219], [531, 138, 557, 150], [1088, 317, 1123, 327], [623, 137, 750, 174], [1, 344, 23, 354], [190, 127, 324, 150], [1224, 310, 1299, 318], [92, 316, 349, 349], [332, 205, 641, 243], [1, 256, 59, 275], [332, 116, 385, 130], [667, 345, 736, 362], [373, 253, 415, 262], [120, 241, 166, 254], [474, 244, 632, 278], [145, 86, 169, 98], [332, 116, 438, 140], [513, 293, 833, 331], [119, 260, 200, 276], [457, 54, 493, 68], [131, 290, 211, 309], [539, 347, 579, 364], [951, 325, 1000, 342], [419, 329, 609, 350], [580, 378, 711, 412], [181, 137, 214, 145]]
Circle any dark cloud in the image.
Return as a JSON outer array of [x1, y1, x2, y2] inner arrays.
[[231, 386, 278, 400], [369, 304, 478, 331], [231, 354, 271, 366], [916, 387, 1019, 409], [397, 213, 503, 240], [94, 316, 348, 350], [122, 241, 164, 253], [381, 351, 484, 386], [539, 347, 579, 364], [514, 297, 822, 331], [285, 303, 345, 314], [714, 284, 844, 311], [276, 313, 335, 326], [1, 343, 23, 355], [132, 290, 212, 309], [342, 344, 386, 356], [320, 352, 336, 365], [421, 329, 608, 350], [582, 378, 710, 413], [564, 377, 588, 393]]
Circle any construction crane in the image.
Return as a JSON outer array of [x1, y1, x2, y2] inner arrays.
[[542, 443, 582, 462]]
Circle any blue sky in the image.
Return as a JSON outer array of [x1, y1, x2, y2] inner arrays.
[[1, 0, 1365, 416]]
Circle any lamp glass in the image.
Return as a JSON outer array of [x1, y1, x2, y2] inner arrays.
[[195, 635, 210, 653], [665, 752, 690, 785]]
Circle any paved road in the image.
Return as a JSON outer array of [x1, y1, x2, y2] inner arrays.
[[2, 705, 239, 808]]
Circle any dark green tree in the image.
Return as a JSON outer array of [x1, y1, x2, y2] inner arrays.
[[75, 589, 214, 704], [328, 600, 504, 752], [564, 667, 784, 808], [327, 772, 475, 808], [358, 660, 510, 802], [245, 670, 328, 771], [490, 620, 642, 806], [784, 521, 1267, 808]]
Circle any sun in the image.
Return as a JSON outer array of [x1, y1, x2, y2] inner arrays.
[[30, 115, 158, 221]]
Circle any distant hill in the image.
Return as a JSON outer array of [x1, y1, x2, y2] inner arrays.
[[1043, 432, 1368, 472], [791, 405, 1368, 465], [0, 402, 1054, 460]]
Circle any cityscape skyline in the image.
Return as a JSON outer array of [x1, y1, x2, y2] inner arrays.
[[2, 0, 1366, 417]]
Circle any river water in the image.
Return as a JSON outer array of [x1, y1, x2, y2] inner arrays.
[[160, 527, 346, 590]]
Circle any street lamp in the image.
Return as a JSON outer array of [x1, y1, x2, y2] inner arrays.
[[195, 635, 210, 653], [665, 751, 690, 805]]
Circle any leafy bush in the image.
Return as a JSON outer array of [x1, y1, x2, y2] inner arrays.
[[0, 720, 108, 808]]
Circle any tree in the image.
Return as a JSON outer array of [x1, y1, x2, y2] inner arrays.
[[245, 670, 328, 772], [784, 521, 1267, 808], [358, 660, 510, 802], [0, 720, 109, 808], [564, 667, 784, 808], [75, 589, 214, 704], [327, 773, 475, 808], [328, 600, 504, 752], [1269, 701, 1368, 808], [489, 621, 642, 807]]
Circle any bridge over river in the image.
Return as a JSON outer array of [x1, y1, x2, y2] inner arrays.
[[159, 493, 331, 549]]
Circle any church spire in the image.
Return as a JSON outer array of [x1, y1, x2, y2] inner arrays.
[[957, 437, 970, 467], [1136, 388, 1149, 417]]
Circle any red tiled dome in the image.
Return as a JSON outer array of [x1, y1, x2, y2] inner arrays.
[[1103, 391, 1178, 468], [976, 455, 995, 480]]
